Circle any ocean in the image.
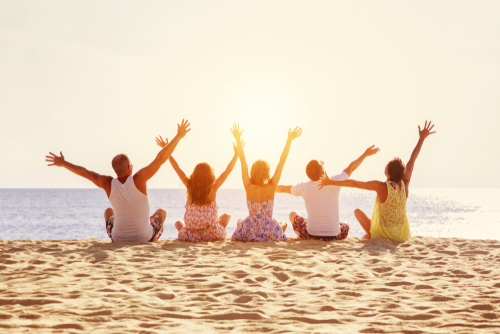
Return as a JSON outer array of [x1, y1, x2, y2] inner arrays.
[[0, 188, 499, 241]]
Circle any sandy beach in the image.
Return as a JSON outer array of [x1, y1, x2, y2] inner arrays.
[[0, 237, 499, 333]]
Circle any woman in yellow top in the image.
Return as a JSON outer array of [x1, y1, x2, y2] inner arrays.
[[319, 121, 436, 241]]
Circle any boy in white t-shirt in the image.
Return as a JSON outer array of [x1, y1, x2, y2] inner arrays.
[[276, 146, 379, 240]]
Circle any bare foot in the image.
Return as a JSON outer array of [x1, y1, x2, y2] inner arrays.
[[237, 218, 243, 228], [362, 233, 371, 240], [280, 221, 287, 233]]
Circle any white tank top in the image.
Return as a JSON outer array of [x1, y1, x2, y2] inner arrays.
[[108, 176, 153, 242]]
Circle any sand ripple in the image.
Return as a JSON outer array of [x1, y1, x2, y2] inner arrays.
[[1, 237, 500, 333]]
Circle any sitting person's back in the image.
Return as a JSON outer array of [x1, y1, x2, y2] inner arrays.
[[156, 136, 239, 242], [108, 176, 153, 242], [291, 171, 348, 237], [370, 180, 410, 241]]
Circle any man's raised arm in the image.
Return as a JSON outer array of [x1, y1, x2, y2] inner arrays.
[[46, 152, 112, 196], [134, 119, 191, 186], [343, 145, 380, 177]]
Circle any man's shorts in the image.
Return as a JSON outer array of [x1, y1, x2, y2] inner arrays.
[[292, 214, 349, 241], [106, 213, 164, 242]]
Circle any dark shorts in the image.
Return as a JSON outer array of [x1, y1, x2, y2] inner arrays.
[[106, 213, 164, 242], [293, 215, 349, 241]]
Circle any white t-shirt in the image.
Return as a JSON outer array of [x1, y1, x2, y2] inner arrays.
[[291, 172, 348, 236]]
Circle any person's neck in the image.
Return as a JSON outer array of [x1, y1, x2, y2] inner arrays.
[[117, 174, 130, 184]]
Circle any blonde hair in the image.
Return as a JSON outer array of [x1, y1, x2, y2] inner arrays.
[[187, 163, 216, 206], [250, 160, 271, 185]]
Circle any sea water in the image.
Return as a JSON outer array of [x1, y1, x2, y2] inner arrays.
[[0, 188, 499, 241]]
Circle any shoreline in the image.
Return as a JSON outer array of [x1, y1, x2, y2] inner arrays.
[[1, 237, 499, 333]]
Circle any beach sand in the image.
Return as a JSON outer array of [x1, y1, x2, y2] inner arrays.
[[0, 237, 499, 333]]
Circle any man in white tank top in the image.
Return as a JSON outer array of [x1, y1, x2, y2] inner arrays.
[[275, 145, 379, 240], [46, 119, 191, 242]]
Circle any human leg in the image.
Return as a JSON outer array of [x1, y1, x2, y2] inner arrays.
[[104, 207, 114, 222], [149, 209, 166, 242], [279, 221, 288, 232], [104, 208, 114, 240], [291, 214, 310, 239], [155, 208, 167, 223], [329, 222, 350, 240], [354, 209, 371, 239], [236, 218, 243, 228], [175, 221, 185, 231], [218, 213, 231, 228]]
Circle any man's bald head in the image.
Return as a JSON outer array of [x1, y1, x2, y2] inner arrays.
[[112, 154, 131, 177]]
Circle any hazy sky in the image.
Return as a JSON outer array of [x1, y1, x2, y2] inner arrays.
[[1, 1, 499, 189]]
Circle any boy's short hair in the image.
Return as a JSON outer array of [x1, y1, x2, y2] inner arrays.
[[306, 160, 324, 181]]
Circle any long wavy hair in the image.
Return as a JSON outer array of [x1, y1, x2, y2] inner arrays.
[[187, 163, 216, 206], [250, 160, 271, 185]]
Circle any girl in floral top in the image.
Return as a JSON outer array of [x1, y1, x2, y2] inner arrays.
[[230, 124, 302, 242], [319, 121, 436, 242], [155, 136, 240, 242]]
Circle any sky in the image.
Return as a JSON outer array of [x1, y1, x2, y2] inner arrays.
[[0, 0, 499, 189]]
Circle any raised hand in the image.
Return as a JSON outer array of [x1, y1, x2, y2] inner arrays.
[[418, 121, 436, 140], [364, 145, 380, 157], [230, 123, 243, 141], [233, 140, 245, 154], [155, 135, 168, 149], [177, 119, 191, 138], [287, 126, 303, 141], [46, 151, 65, 167], [318, 173, 330, 190]]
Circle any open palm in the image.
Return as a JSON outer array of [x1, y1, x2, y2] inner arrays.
[[155, 136, 168, 149], [288, 126, 303, 141], [418, 120, 436, 139]]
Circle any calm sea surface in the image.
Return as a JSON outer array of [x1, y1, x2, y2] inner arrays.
[[0, 188, 499, 241]]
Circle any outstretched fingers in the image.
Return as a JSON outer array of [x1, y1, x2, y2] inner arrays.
[[231, 123, 243, 138], [288, 126, 303, 139]]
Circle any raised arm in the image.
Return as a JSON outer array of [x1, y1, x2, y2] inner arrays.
[[134, 119, 190, 187], [319, 173, 388, 202], [270, 127, 302, 187], [403, 121, 436, 186], [155, 136, 189, 187], [343, 145, 380, 177], [319, 177, 382, 192], [46, 152, 112, 196], [231, 124, 251, 188], [213, 142, 242, 191], [275, 185, 292, 194]]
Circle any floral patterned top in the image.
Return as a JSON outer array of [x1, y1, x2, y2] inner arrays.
[[231, 186, 287, 242], [178, 201, 227, 242]]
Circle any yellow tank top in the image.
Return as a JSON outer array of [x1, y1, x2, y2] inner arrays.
[[369, 181, 411, 241]]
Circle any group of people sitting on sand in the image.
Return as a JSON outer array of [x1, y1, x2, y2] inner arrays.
[[46, 120, 436, 243]]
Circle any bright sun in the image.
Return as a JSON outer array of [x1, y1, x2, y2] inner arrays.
[[237, 97, 286, 142]]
